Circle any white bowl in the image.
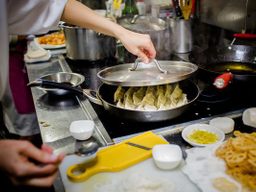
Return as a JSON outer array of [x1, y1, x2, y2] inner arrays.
[[182, 123, 225, 147], [209, 117, 235, 134], [69, 120, 95, 140], [242, 108, 256, 128], [152, 144, 182, 170]]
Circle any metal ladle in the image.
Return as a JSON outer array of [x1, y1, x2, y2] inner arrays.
[[74, 140, 100, 157], [67, 139, 100, 164]]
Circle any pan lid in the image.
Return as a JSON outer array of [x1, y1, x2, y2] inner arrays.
[[97, 59, 198, 87]]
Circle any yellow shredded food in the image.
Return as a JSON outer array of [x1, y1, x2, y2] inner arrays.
[[188, 129, 218, 144]]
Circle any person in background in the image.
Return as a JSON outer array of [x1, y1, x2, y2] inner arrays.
[[0, 0, 156, 190]]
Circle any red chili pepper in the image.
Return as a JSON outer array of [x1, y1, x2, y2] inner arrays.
[[213, 72, 233, 89]]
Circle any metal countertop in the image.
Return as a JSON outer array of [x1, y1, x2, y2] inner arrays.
[[26, 55, 113, 192]]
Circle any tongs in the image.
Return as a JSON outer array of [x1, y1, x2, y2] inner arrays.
[[179, 0, 193, 20]]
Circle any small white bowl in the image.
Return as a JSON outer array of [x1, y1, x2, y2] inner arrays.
[[209, 117, 235, 134], [69, 120, 95, 140], [182, 123, 225, 147], [242, 108, 256, 128], [152, 144, 182, 170]]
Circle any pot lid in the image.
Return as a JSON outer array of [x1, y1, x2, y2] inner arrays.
[[97, 59, 198, 87]]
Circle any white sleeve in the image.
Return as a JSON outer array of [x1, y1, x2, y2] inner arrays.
[[7, 0, 68, 35]]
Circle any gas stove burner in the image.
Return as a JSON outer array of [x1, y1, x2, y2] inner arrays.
[[37, 93, 82, 110], [198, 85, 231, 103]]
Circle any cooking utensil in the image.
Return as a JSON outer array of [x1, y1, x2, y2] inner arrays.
[[172, 0, 183, 18], [65, 139, 100, 165], [60, 22, 116, 60], [28, 79, 199, 122], [97, 59, 198, 87], [179, 0, 193, 20], [27, 72, 85, 95], [74, 140, 100, 157], [66, 131, 168, 182], [190, 45, 256, 89]]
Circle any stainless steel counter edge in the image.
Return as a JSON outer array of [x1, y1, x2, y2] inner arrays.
[[113, 109, 244, 143]]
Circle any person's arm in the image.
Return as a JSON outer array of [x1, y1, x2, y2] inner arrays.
[[0, 140, 64, 187], [61, 0, 156, 63]]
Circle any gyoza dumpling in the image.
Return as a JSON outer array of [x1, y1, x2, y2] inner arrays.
[[133, 87, 146, 106], [116, 100, 124, 108], [123, 87, 137, 109], [114, 86, 125, 103], [155, 85, 167, 109], [176, 94, 188, 107], [164, 84, 173, 98], [170, 83, 183, 106], [160, 84, 173, 109], [138, 86, 157, 111]]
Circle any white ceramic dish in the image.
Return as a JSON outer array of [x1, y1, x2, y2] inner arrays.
[[242, 107, 256, 128], [182, 123, 225, 147], [69, 120, 95, 140], [209, 117, 235, 134], [152, 144, 182, 170]]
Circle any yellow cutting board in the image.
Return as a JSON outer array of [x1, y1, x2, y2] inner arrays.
[[67, 131, 168, 182]]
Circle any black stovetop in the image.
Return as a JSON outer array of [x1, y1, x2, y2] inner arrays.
[[66, 57, 256, 139]]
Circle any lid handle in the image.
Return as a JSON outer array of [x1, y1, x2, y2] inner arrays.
[[129, 59, 168, 74]]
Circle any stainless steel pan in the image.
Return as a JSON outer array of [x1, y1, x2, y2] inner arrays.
[[28, 79, 199, 122]]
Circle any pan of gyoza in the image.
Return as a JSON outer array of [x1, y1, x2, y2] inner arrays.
[[93, 59, 200, 122]]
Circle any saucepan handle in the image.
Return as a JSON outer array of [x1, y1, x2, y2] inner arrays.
[[27, 79, 84, 95], [129, 58, 167, 74], [28, 79, 103, 105], [213, 72, 234, 89], [82, 89, 103, 106]]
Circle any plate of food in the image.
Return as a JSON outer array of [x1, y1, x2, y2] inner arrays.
[[182, 131, 256, 192], [35, 31, 66, 49], [182, 123, 225, 147]]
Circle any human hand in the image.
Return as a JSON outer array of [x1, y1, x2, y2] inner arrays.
[[62, 0, 156, 63], [0, 140, 64, 187], [118, 29, 156, 63]]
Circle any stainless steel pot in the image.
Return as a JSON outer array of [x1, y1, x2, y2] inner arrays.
[[60, 22, 116, 60], [118, 16, 172, 62]]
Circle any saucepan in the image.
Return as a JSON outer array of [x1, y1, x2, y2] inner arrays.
[[28, 59, 199, 122], [60, 22, 116, 61], [28, 79, 199, 122], [190, 45, 256, 89], [28, 72, 85, 95]]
